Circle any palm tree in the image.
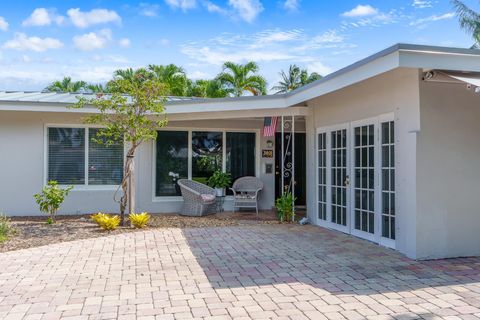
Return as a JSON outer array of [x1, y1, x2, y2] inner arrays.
[[300, 69, 322, 86], [216, 61, 267, 97], [272, 65, 322, 94], [147, 64, 189, 96], [45, 77, 87, 93], [271, 65, 302, 94], [188, 79, 228, 98], [86, 83, 110, 93], [451, 0, 480, 48], [113, 67, 151, 83]]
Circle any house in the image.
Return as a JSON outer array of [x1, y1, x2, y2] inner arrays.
[[0, 43, 479, 260]]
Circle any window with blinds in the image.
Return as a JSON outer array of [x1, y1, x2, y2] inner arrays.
[[88, 128, 124, 185], [47, 127, 124, 186], [48, 128, 86, 185]]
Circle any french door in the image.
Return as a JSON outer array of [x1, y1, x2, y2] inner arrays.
[[316, 115, 395, 248]]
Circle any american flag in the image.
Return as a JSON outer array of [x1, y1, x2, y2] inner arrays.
[[263, 117, 278, 137]]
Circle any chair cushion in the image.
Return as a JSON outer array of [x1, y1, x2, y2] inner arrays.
[[200, 194, 215, 202]]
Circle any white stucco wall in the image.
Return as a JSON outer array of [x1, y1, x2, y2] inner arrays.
[[0, 112, 294, 215], [416, 80, 480, 259], [305, 68, 421, 259]]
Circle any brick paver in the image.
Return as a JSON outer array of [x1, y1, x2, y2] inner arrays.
[[0, 224, 479, 319]]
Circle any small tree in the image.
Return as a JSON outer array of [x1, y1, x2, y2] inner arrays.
[[34, 181, 73, 223], [74, 74, 168, 224]]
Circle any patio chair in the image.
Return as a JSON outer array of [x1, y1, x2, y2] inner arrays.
[[230, 176, 264, 215], [178, 179, 217, 216]]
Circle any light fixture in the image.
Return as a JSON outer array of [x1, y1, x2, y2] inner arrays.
[[266, 140, 274, 148]]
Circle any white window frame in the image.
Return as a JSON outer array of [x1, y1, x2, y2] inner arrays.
[[152, 127, 261, 202], [44, 124, 125, 191]]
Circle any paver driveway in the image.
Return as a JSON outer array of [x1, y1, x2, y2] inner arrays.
[[0, 224, 479, 320]]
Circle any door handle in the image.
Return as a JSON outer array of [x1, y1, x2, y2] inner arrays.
[[344, 175, 350, 186]]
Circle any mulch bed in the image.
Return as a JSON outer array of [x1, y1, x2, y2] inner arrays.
[[0, 212, 281, 253]]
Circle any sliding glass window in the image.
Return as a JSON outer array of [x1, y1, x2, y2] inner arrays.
[[191, 131, 223, 185], [226, 132, 256, 193], [156, 131, 189, 196], [155, 130, 257, 197]]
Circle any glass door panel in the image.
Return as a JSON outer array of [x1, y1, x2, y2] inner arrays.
[[353, 124, 375, 235], [330, 129, 347, 227], [317, 132, 327, 221], [381, 121, 395, 240]]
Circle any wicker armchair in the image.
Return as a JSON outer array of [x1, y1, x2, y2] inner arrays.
[[230, 176, 264, 215], [178, 179, 217, 216]]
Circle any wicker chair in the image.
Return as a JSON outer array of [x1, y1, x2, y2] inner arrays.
[[230, 176, 264, 215], [178, 179, 217, 216]]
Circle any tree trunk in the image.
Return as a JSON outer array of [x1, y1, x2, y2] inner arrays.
[[120, 147, 136, 226], [128, 156, 135, 216]]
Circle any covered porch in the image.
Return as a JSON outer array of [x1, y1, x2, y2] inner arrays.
[[135, 104, 308, 215]]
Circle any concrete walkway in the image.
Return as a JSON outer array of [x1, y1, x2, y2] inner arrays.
[[0, 224, 479, 320]]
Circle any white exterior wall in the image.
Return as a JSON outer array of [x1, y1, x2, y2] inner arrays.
[[416, 81, 480, 259], [306, 68, 421, 259], [0, 112, 299, 215]]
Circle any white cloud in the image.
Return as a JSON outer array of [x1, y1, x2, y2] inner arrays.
[[67, 8, 121, 28], [3, 33, 63, 52], [313, 30, 344, 44], [139, 3, 161, 17], [165, 0, 197, 11], [307, 61, 332, 76], [188, 70, 210, 79], [0, 17, 9, 31], [342, 4, 379, 18], [118, 38, 131, 47], [22, 8, 64, 27], [228, 0, 264, 23], [412, 0, 433, 9], [203, 1, 227, 14], [254, 29, 303, 45], [180, 28, 342, 67], [410, 12, 455, 27], [284, 0, 300, 11], [73, 29, 112, 51]]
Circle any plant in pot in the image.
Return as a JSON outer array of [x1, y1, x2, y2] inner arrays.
[[275, 192, 296, 223], [207, 170, 231, 196]]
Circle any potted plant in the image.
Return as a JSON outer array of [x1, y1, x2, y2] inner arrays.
[[207, 170, 231, 196], [275, 192, 296, 223]]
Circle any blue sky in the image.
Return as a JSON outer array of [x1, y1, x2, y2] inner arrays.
[[0, 0, 476, 91]]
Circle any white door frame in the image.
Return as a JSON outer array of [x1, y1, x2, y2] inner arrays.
[[315, 113, 396, 249]]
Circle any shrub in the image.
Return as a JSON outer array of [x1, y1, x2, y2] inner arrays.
[[91, 213, 120, 231], [129, 212, 150, 228], [34, 181, 73, 223], [275, 192, 296, 223], [0, 214, 15, 243]]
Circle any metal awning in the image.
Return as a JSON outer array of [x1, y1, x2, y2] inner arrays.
[[423, 70, 480, 90]]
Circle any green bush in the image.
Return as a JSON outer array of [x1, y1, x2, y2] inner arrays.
[[129, 212, 150, 228], [275, 192, 296, 223], [91, 213, 120, 231], [34, 181, 73, 223], [0, 214, 15, 243]]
